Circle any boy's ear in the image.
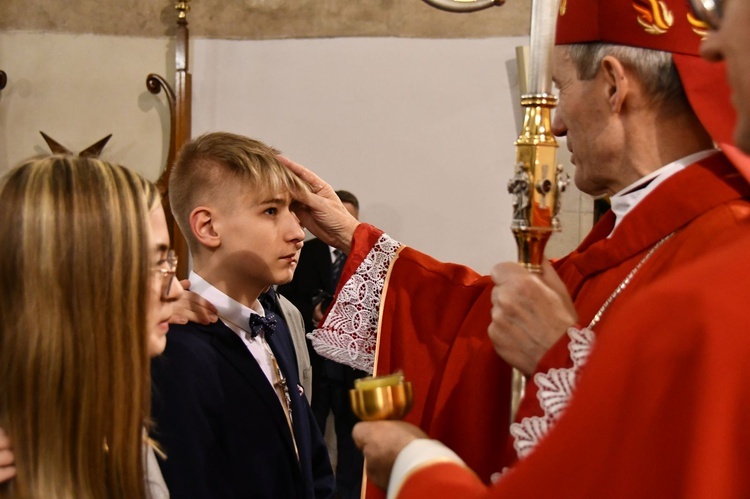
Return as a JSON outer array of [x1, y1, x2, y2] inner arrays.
[[190, 206, 221, 249]]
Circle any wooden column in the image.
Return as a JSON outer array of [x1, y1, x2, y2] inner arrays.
[[147, 0, 192, 279]]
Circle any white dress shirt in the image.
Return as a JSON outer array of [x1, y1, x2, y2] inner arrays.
[[188, 271, 279, 397]]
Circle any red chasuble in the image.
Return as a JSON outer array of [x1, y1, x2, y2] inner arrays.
[[396, 230, 750, 498], [312, 225, 515, 497], [310, 152, 750, 498]]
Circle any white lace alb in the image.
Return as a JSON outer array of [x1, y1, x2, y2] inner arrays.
[[510, 327, 594, 459], [307, 233, 400, 373]]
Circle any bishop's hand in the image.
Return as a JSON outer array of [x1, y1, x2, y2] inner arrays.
[[489, 259, 578, 376], [278, 155, 360, 254], [352, 421, 427, 491]]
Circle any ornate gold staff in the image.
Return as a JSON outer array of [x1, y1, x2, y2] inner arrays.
[[507, 0, 567, 420], [420, 0, 567, 422]]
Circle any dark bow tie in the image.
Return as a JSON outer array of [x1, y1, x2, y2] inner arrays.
[[248, 313, 277, 338]]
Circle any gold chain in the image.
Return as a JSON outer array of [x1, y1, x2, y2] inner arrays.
[[588, 232, 675, 329], [220, 313, 300, 460], [262, 341, 299, 460]]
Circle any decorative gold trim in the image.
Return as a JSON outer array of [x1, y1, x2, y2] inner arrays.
[[175, 0, 191, 20], [633, 0, 674, 35], [687, 12, 709, 39], [373, 244, 405, 376], [509, 94, 566, 273], [361, 243, 404, 499]]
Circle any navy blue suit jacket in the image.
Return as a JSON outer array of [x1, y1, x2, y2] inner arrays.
[[151, 317, 335, 499]]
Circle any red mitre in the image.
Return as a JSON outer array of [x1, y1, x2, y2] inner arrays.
[[554, 0, 750, 177]]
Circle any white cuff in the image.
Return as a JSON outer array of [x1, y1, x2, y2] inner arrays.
[[387, 439, 466, 499]]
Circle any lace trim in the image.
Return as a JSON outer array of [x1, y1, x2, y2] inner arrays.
[[308, 234, 401, 372], [509, 327, 595, 459]]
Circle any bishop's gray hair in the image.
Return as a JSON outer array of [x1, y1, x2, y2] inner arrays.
[[566, 43, 689, 115]]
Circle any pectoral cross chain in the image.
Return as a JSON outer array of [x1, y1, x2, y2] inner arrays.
[[268, 351, 299, 460], [272, 359, 294, 425]]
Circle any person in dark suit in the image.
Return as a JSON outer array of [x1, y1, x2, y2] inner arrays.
[[278, 190, 366, 499], [151, 132, 335, 499]]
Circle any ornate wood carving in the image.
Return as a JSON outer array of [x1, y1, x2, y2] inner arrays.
[[40, 131, 113, 157]]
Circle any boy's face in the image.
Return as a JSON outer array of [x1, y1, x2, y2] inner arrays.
[[215, 188, 305, 290]]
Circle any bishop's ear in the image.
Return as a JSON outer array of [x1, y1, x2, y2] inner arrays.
[[600, 55, 630, 114]]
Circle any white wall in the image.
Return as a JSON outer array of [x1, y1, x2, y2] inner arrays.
[[0, 32, 171, 181], [192, 37, 590, 272], [0, 32, 589, 274], [192, 36, 589, 273]]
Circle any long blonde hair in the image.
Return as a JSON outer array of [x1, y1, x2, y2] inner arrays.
[[0, 156, 159, 498]]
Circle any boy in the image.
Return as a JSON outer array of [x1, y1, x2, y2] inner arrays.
[[151, 132, 335, 498]]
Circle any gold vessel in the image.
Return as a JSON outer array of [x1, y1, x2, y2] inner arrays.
[[349, 373, 414, 421]]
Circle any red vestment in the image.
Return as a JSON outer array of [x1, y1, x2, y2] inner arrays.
[[396, 230, 750, 497], [310, 152, 750, 497], [508, 151, 750, 465]]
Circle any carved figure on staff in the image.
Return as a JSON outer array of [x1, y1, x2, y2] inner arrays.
[[507, 169, 530, 226]]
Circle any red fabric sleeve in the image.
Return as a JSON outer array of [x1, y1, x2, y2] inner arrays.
[[398, 462, 489, 498], [337, 222, 383, 296], [371, 247, 514, 492], [398, 235, 750, 498]]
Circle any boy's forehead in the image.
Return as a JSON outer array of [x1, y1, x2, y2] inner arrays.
[[201, 162, 302, 209], [238, 184, 294, 206]]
